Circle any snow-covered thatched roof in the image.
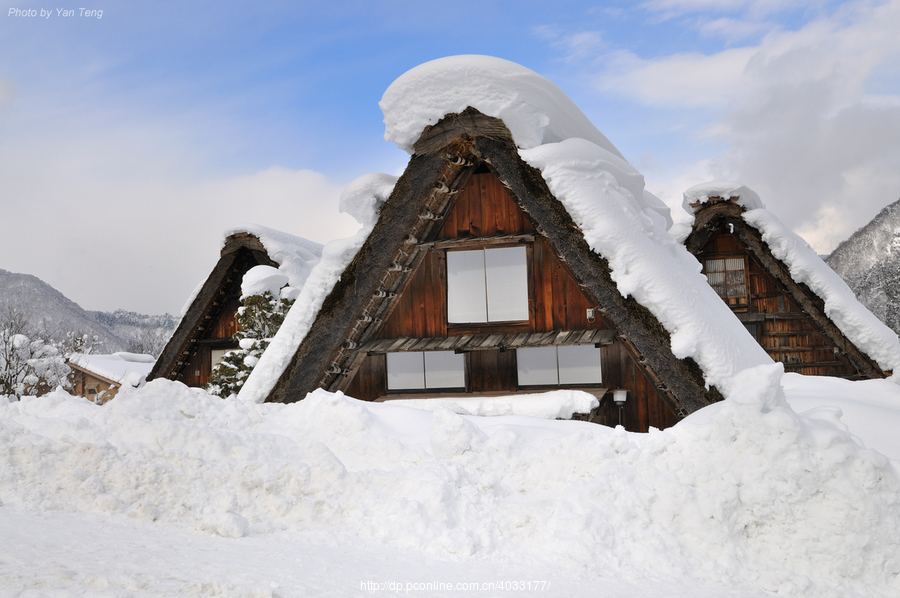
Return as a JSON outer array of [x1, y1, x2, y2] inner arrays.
[[684, 181, 900, 374], [238, 55, 772, 407], [149, 226, 322, 384], [68, 352, 155, 388]]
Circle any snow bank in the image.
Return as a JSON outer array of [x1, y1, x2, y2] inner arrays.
[[386, 389, 598, 420], [521, 139, 771, 386], [67, 352, 155, 388], [380, 55, 624, 158], [2, 368, 899, 597]]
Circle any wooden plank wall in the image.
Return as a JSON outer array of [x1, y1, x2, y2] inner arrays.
[[702, 232, 856, 376], [347, 171, 679, 432]]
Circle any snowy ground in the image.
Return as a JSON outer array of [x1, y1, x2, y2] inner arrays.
[[1, 364, 899, 597]]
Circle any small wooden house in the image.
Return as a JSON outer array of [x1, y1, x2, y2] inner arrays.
[[68, 352, 155, 404], [148, 227, 321, 387], [254, 109, 769, 432], [684, 189, 890, 379]]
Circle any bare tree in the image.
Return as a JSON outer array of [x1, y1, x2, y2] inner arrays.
[[128, 327, 172, 358]]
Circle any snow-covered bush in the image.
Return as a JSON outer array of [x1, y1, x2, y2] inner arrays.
[[206, 289, 294, 398]]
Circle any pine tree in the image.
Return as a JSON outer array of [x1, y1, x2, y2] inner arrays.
[[206, 290, 294, 398]]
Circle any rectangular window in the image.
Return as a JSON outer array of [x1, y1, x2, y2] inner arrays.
[[705, 257, 747, 305], [447, 246, 529, 323], [517, 345, 602, 386], [386, 351, 466, 390]]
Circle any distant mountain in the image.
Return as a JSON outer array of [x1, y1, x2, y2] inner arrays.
[[827, 198, 900, 335], [0, 268, 176, 356]]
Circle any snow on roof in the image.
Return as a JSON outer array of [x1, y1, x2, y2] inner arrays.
[[742, 207, 900, 373], [381, 56, 767, 387], [222, 224, 323, 290], [380, 55, 625, 159], [338, 172, 399, 228], [68, 352, 155, 388], [180, 225, 323, 317], [238, 172, 398, 403], [682, 181, 765, 213], [521, 140, 771, 387], [239, 56, 771, 403]]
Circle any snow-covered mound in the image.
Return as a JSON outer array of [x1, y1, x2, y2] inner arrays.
[[2, 365, 899, 597], [380, 55, 625, 158], [387, 389, 598, 420], [240, 265, 289, 300]]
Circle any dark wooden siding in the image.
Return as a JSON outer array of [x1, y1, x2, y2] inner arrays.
[[700, 231, 857, 377], [347, 171, 678, 432]]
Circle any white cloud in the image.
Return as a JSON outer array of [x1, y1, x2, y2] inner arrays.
[[696, 17, 771, 41], [0, 125, 358, 315], [596, 0, 900, 253], [600, 47, 757, 107]]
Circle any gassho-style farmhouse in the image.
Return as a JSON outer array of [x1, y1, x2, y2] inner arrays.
[[148, 56, 900, 433]]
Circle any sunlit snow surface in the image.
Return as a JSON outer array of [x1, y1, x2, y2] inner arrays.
[[2, 364, 900, 597]]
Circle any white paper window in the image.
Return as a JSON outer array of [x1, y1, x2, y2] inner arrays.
[[558, 345, 602, 384], [517, 345, 559, 385], [447, 250, 488, 323], [386, 351, 465, 390], [210, 349, 231, 366], [386, 352, 426, 390], [447, 246, 528, 323], [517, 345, 602, 386]]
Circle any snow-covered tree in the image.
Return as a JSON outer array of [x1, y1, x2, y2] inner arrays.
[[207, 266, 295, 398], [0, 307, 69, 399]]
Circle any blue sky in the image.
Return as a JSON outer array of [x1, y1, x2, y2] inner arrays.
[[2, 0, 900, 315]]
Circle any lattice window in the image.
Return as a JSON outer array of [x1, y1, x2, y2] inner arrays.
[[704, 257, 748, 308]]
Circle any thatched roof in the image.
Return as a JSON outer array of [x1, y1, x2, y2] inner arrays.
[[147, 232, 280, 382], [264, 108, 726, 415], [685, 197, 886, 378]]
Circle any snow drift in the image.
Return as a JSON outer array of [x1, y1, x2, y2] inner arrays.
[[2, 366, 899, 597]]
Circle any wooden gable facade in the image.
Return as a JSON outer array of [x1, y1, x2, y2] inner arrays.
[[68, 363, 121, 405], [147, 232, 278, 387], [265, 109, 723, 432], [685, 198, 885, 379]]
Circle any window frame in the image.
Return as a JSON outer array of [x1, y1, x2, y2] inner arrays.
[[385, 350, 467, 392], [444, 242, 533, 327], [515, 344, 603, 389], [702, 253, 750, 311]]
